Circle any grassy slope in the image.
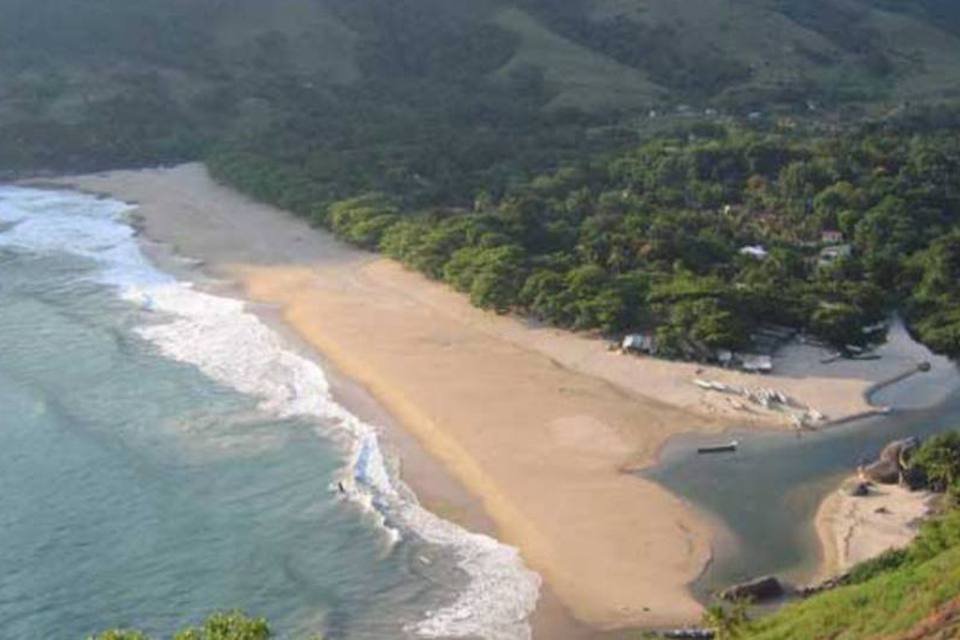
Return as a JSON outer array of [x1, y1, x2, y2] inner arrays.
[[743, 546, 960, 639], [491, 7, 664, 111], [4, 0, 960, 134], [508, 0, 960, 108]]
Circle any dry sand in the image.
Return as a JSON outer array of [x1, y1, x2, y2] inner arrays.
[[815, 480, 937, 580], [40, 163, 942, 633]]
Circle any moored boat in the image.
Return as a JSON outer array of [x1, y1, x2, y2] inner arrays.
[[697, 440, 739, 454]]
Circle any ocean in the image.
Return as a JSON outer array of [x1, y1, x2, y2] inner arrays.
[[0, 187, 539, 640]]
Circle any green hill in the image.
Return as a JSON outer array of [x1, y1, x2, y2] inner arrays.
[[4, 0, 960, 173], [728, 509, 960, 640]]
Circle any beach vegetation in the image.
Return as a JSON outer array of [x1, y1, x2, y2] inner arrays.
[[702, 599, 751, 639], [910, 433, 960, 496], [90, 612, 279, 640], [209, 111, 960, 358], [737, 508, 960, 639]]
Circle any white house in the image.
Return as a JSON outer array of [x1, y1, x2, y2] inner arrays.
[[821, 230, 844, 244], [622, 333, 657, 354], [739, 245, 769, 260], [741, 354, 773, 373]]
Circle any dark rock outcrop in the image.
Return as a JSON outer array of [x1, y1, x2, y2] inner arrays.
[[847, 481, 872, 497], [798, 572, 851, 598], [862, 458, 901, 484], [861, 437, 921, 485], [719, 575, 784, 602], [882, 437, 921, 466]]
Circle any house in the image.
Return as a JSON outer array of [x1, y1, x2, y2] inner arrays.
[[716, 349, 734, 367], [818, 244, 853, 268], [622, 333, 657, 355], [741, 354, 773, 374], [821, 230, 844, 245], [739, 245, 769, 260]]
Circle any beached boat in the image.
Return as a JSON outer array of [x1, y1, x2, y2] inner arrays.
[[697, 440, 738, 454]]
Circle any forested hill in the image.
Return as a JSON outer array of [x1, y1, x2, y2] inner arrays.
[[4, 0, 960, 172], [6, 0, 960, 357]]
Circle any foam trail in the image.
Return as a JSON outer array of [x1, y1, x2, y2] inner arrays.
[[0, 186, 541, 640]]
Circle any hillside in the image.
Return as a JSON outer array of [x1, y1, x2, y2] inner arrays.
[[4, 0, 960, 174], [734, 510, 960, 640]]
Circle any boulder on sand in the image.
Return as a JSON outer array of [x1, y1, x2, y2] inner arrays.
[[719, 576, 784, 602], [861, 459, 900, 484], [846, 481, 871, 497], [879, 437, 920, 466], [860, 437, 921, 485]]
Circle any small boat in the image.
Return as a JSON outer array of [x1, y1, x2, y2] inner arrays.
[[697, 440, 738, 454], [663, 629, 714, 639]]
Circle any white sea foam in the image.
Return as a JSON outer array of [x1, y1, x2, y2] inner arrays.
[[0, 186, 541, 640]]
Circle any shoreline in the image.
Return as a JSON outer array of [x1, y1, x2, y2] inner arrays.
[[813, 477, 937, 583], [29, 162, 947, 635], [29, 168, 646, 636], [243, 290, 602, 640]]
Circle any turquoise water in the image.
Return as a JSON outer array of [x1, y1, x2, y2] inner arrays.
[[0, 188, 538, 640]]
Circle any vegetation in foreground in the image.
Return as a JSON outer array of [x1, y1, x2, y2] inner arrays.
[[701, 432, 960, 640], [89, 611, 299, 640], [726, 514, 960, 639]]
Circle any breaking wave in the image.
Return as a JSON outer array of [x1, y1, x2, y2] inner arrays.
[[0, 186, 541, 640]]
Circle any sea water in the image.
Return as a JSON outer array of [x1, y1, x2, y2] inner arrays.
[[0, 187, 539, 640]]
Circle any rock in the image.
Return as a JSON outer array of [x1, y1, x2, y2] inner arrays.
[[879, 437, 920, 466], [662, 630, 714, 639], [798, 572, 850, 598], [861, 458, 901, 484], [847, 481, 871, 497], [861, 437, 921, 484], [901, 464, 928, 490], [719, 576, 784, 602]]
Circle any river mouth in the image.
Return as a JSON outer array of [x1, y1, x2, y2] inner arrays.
[[644, 357, 960, 601]]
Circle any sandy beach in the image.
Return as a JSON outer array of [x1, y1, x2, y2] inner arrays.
[[815, 479, 936, 580], [40, 163, 946, 634]]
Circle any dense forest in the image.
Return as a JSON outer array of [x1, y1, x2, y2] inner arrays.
[[4, 0, 960, 357], [4, 0, 960, 173], [209, 108, 960, 359]]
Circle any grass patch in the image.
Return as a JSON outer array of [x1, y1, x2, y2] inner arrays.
[[491, 7, 663, 111], [746, 544, 960, 638]]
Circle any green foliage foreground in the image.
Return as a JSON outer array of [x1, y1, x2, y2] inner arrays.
[[706, 432, 960, 639], [737, 512, 960, 640], [89, 612, 277, 640]]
